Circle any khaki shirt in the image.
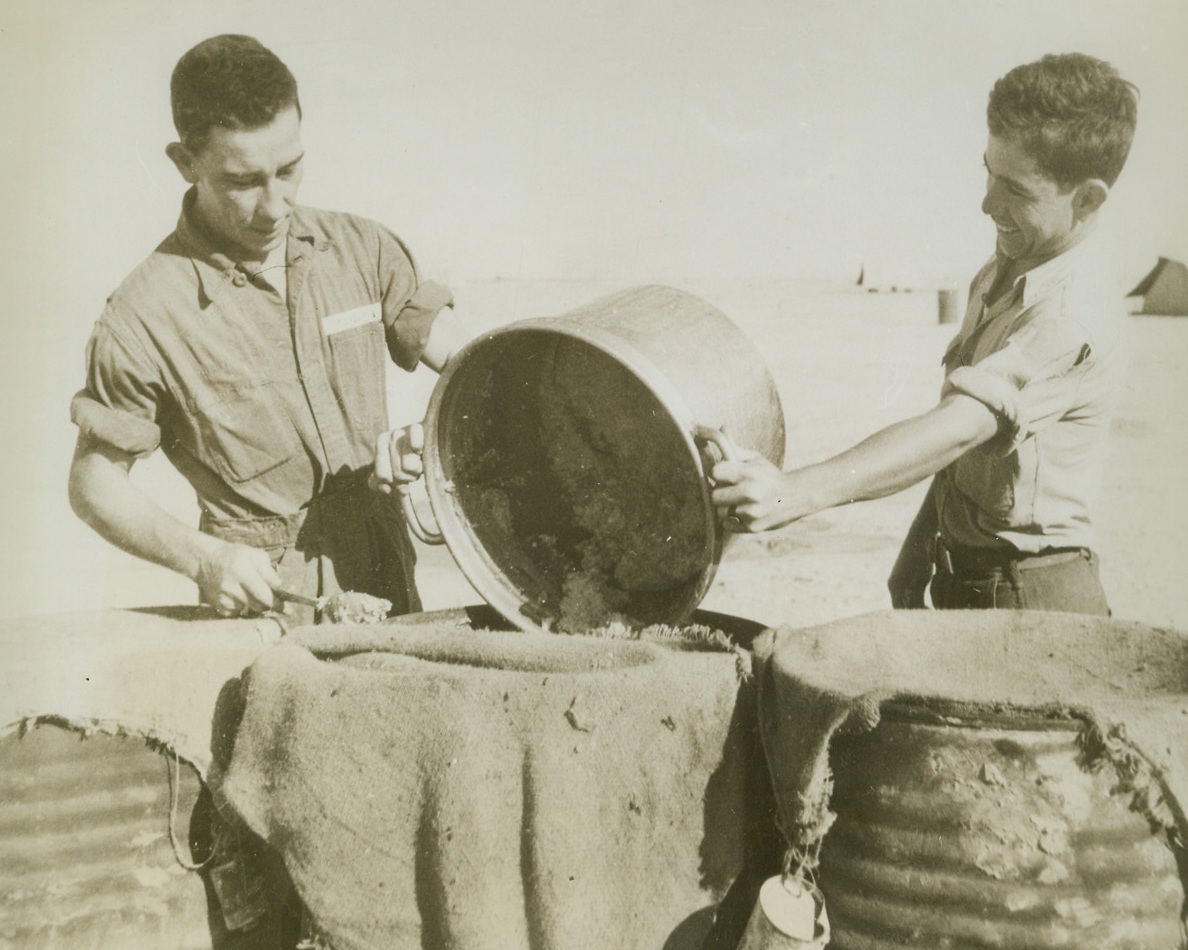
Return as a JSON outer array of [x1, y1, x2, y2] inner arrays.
[[935, 232, 1126, 553], [72, 191, 453, 523]]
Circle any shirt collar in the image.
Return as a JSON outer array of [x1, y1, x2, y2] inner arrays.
[[1014, 230, 1103, 310], [173, 188, 326, 305]]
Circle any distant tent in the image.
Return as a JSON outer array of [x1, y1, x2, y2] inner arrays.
[[1127, 257, 1188, 316]]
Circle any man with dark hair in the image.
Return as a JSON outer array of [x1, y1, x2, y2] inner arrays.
[[711, 52, 1139, 614], [170, 33, 303, 153], [69, 34, 462, 622], [68, 33, 467, 950]]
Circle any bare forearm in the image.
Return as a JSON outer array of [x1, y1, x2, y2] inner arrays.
[[69, 437, 281, 614], [712, 393, 998, 532], [68, 444, 216, 583], [793, 403, 987, 511]]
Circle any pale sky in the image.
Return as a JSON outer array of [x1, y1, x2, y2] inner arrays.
[[5, 0, 1186, 287], [1, 0, 1186, 615]]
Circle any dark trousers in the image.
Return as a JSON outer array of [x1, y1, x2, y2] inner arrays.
[[930, 547, 1110, 615]]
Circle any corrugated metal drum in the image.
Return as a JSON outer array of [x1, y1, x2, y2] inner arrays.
[[818, 704, 1185, 949], [0, 723, 211, 950]]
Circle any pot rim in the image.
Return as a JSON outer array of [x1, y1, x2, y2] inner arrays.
[[421, 319, 724, 634]]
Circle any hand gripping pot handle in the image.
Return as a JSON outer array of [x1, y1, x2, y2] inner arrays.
[[693, 424, 746, 464]]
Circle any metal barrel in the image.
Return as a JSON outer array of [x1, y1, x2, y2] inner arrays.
[[818, 707, 1184, 949], [419, 284, 786, 634], [0, 723, 212, 950]]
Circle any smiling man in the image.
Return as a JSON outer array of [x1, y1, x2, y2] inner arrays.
[[711, 53, 1139, 614], [69, 35, 462, 623]]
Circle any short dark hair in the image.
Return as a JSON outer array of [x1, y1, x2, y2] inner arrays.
[[987, 53, 1138, 187], [171, 34, 301, 153]]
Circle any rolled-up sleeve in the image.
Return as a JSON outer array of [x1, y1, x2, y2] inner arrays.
[[384, 280, 454, 371], [944, 312, 1092, 456], [70, 321, 162, 458], [375, 226, 454, 371]]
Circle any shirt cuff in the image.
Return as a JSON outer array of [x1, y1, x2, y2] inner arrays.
[[70, 390, 161, 458], [945, 366, 1024, 456]]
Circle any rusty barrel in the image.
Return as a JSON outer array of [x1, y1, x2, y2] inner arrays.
[[0, 724, 211, 950], [416, 285, 786, 634], [818, 703, 1185, 949]]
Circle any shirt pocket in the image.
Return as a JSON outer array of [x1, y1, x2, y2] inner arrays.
[[190, 381, 300, 484], [326, 319, 387, 438]]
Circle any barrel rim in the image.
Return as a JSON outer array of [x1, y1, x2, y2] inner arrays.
[[878, 697, 1083, 731]]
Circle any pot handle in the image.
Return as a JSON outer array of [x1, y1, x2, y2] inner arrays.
[[397, 483, 445, 545], [693, 424, 743, 466]]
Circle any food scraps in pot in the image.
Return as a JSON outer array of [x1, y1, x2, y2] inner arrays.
[[320, 591, 393, 624]]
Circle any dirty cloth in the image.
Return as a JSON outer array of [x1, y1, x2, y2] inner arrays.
[[755, 610, 1188, 875], [0, 607, 281, 777], [215, 620, 755, 950]]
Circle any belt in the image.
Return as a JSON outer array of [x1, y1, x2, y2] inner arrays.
[[200, 469, 378, 549], [934, 538, 1088, 576]]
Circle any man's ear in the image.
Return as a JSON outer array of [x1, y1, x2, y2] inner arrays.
[[165, 142, 198, 183], [1073, 178, 1109, 220]]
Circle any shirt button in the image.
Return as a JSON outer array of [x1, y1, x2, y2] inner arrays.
[[232, 272, 247, 288]]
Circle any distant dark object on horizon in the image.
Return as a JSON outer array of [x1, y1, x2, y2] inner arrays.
[[1128, 257, 1188, 316], [856, 263, 916, 294]]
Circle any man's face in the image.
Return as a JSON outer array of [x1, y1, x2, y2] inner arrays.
[[981, 133, 1082, 269], [175, 105, 304, 263]]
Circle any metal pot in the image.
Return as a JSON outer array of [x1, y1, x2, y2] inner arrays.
[[403, 284, 785, 634]]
